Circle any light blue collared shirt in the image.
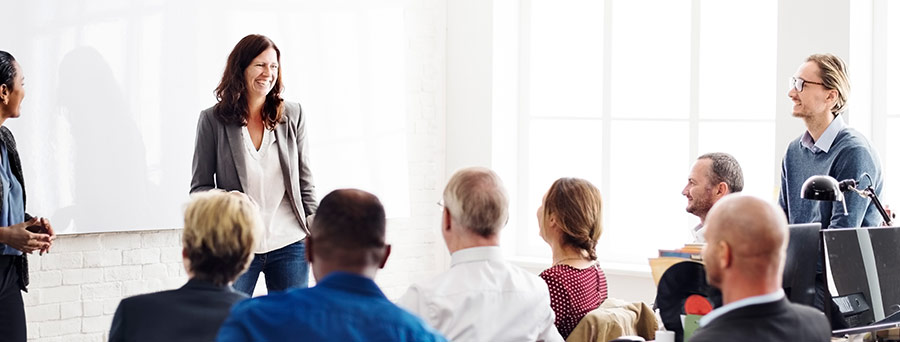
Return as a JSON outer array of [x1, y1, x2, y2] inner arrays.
[[0, 144, 24, 256], [800, 114, 847, 154], [698, 289, 785, 327]]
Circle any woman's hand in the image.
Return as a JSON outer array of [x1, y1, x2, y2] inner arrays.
[[35, 217, 56, 254], [0, 218, 52, 254]]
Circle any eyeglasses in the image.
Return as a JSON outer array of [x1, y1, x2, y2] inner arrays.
[[789, 77, 826, 92], [436, 199, 445, 208]]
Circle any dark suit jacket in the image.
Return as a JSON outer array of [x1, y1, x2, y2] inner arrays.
[[108, 279, 248, 342], [690, 298, 831, 342], [190, 101, 317, 234]]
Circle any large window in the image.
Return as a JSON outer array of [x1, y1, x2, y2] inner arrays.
[[500, 0, 777, 266], [881, 1, 900, 209]]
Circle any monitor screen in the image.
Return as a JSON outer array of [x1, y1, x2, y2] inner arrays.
[[783, 223, 820, 307], [824, 226, 900, 331]]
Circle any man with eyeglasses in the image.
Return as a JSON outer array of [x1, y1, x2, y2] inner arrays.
[[397, 167, 563, 342], [778, 54, 883, 316]]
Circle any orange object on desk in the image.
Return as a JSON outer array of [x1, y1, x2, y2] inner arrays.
[[684, 294, 714, 315]]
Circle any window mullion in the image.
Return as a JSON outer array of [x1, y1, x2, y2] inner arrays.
[[689, 0, 700, 160]]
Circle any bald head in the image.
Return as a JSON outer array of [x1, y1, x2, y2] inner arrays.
[[703, 194, 789, 288]]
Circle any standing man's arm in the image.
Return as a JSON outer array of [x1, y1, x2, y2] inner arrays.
[[778, 157, 791, 223], [830, 146, 881, 228]]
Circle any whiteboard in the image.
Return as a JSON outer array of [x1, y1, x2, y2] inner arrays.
[[1, 0, 412, 233]]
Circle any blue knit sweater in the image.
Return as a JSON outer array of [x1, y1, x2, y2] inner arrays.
[[778, 126, 884, 229]]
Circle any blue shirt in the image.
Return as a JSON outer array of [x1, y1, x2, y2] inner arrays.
[[779, 115, 884, 229], [0, 144, 24, 256], [216, 272, 447, 342]]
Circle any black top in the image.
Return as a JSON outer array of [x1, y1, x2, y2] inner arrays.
[[690, 297, 831, 342], [109, 278, 248, 342]]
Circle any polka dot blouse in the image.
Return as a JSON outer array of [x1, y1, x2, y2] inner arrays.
[[539, 263, 609, 339]]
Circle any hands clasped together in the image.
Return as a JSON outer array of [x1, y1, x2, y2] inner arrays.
[[0, 217, 55, 255]]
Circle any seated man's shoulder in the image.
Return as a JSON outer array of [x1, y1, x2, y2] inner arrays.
[[388, 305, 448, 341], [787, 302, 830, 327], [694, 303, 830, 342], [230, 288, 308, 317], [509, 263, 553, 289], [688, 328, 730, 342], [119, 288, 180, 308]]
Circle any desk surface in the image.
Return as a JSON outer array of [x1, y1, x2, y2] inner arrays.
[[832, 326, 900, 341]]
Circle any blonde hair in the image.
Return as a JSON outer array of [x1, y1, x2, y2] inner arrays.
[[807, 54, 850, 115], [541, 178, 603, 260], [183, 191, 261, 286], [443, 167, 509, 237]]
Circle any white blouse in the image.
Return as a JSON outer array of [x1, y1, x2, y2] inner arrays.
[[241, 126, 306, 253]]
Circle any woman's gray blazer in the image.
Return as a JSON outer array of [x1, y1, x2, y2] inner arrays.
[[190, 101, 317, 234]]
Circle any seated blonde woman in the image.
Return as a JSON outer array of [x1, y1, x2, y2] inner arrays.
[[109, 191, 261, 342], [537, 178, 608, 339]]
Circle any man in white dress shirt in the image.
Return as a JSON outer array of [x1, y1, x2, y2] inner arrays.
[[397, 167, 563, 342]]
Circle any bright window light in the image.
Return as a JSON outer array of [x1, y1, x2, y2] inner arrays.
[[503, 0, 777, 267]]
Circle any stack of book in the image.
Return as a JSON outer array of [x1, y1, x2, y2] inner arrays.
[[648, 243, 705, 286], [657, 243, 704, 260]]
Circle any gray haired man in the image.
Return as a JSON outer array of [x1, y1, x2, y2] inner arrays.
[[681, 152, 744, 243]]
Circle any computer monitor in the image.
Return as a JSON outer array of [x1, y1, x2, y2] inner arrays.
[[782, 223, 820, 307], [824, 226, 900, 335]]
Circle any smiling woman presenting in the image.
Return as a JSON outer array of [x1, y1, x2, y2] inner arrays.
[[191, 34, 318, 295]]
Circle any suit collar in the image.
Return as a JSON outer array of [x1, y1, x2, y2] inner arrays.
[[182, 278, 239, 294], [224, 124, 249, 190], [700, 293, 788, 327]]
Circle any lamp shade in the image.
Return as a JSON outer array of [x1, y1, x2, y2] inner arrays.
[[801, 175, 844, 202]]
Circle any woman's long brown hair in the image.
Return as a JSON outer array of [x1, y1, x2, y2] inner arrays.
[[541, 178, 603, 260], [214, 34, 284, 129]]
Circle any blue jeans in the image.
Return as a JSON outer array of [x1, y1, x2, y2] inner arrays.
[[233, 239, 309, 296]]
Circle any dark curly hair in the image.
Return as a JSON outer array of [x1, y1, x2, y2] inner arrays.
[[214, 34, 284, 129]]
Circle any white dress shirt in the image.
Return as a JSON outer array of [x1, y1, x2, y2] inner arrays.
[[691, 223, 706, 243], [397, 246, 563, 342], [241, 126, 305, 253]]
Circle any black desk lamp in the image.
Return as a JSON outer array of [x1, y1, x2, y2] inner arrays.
[[800, 174, 892, 226]]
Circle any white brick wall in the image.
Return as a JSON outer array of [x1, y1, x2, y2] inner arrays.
[[23, 1, 447, 340], [23, 231, 187, 341]]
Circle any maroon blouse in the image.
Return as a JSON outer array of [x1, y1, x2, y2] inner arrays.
[[539, 263, 609, 338]]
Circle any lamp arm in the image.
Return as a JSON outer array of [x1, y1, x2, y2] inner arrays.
[[862, 186, 893, 226]]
